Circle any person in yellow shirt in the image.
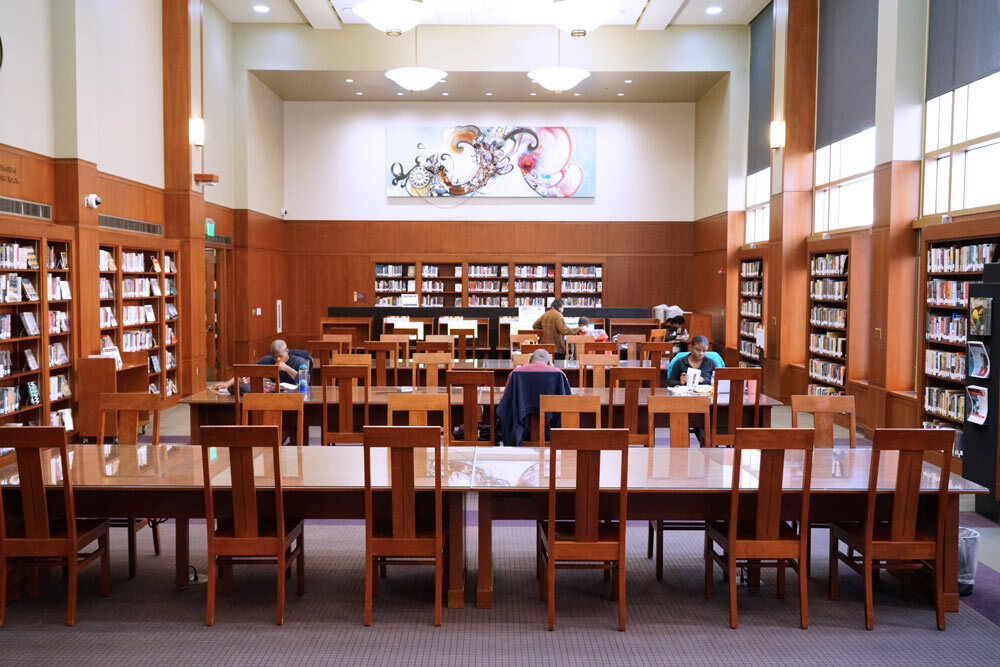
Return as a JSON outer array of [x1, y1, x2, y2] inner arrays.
[[531, 298, 579, 360]]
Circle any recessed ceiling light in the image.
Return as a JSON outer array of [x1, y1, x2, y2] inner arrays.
[[573, 92, 581, 96], [253, 4, 270, 13], [397, 92, 404, 96], [345, 78, 354, 83], [706, 6, 722, 15], [485, 92, 493, 96], [530, 92, 537, 96], [356, 91, 363, 96], [624, 79, 632, 84], [438, 79, 446, 83], [442, 92, 449, 96], [617, 92, 625, 96]]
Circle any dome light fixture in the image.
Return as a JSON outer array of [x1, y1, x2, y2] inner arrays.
[[353, 0, 433, 36], [528, 67, 590, 93], [385, 26, 447, 92], [550, 0, 621, 37]]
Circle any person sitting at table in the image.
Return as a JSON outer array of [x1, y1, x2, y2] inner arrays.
[[664, 315, 687, 341], [666, 335, 716, 387], [497, 349, 572, 446], [212, 339, 310, 392], [577, 316, 608, 342], [504, 348, 568, 387], [532, 298, 579, 360]]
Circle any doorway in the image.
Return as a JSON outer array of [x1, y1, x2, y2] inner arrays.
[[205, 247, 221, 382]]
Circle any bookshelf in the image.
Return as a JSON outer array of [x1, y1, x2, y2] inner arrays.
[[805, 235, 870, 397], [559, 263, 603, 308], [419, 262, 463, 308], [737, 251, 765, 367], [374, 262, 416, 306], [467, 263, 509, 307], [918, 223, 1000, 472], [513, 263, 555, 307]]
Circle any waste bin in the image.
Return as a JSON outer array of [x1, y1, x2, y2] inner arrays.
[[958, 527, 981, 596]]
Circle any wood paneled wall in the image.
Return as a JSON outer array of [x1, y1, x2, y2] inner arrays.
[[234, 210, 286, 362], [0, 144, 56, 204]]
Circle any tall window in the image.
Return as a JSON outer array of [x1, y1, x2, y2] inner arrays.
[[814, 127, 876, 232], [745, 168, 770, 244], [744, 3, 773, 244]]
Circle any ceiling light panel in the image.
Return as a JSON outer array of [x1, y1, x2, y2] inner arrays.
[[331, 0, 646, 26]]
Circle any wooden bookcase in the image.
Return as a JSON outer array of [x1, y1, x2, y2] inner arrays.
[[917, 219, 1000, 473], [513, 263, 556, 307], [419, 262, 463, 308], [737, 250, 765, 367], [0, 230, 76, 467], [374, 262, 416, 307], [467, 263, 509, 307], [76, 352, 152, 439], [805, 235, 870, 396], [559, 263, 603, 308]]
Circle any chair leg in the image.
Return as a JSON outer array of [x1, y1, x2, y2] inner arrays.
[[655, 521, 664, 582], [151, 520, 161, 556], [296, 534, 305, 597], [539, 549, 547, 602], [364, 556, 373, 626], [935, 556, 945, 631], [547, 558, 556, 631], [863, 555, 874, 631], [647, 521, 654, 559], [127, 517, 138, 579], [276, 553, 286, 626], [434, 553, 442, 627], [727, 554, 738, 629], [618, 561, 626, 632], [704, 533, 714, 599], [66, 558, 78, 627], [828, 532, 839, 600], [0, 556, 7, 627], [805, 525, 812, 577], [799, 555, 809, 629], [206, 555, 216, 626], [99, 531, 111, 597]]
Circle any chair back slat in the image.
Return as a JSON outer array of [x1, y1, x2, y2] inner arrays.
[[647, 395, 712, 448], [321, 365, 369, 445], [790, 394, 857, 448], [241, 393, 305, 445], [452, 328, 475, 361], [446, 370, 495, 445], [609, 367, 659, 445], [228, 446, 260, 538], [648, 329, 667, 342], [712, 367, 761, 447], [96, 392, 163, 446], [586, 342, 618, 354], [412, 352, 452, 387], [579, 353, 619, 388], [509, 333, 539, 355], [522, 343, 556, 357], [641, 342, 673, 367], [565, 334, 595, 361], [417, 340, 453, 356], [387, 393, 450, 443], [390, 447, 417, 538], [512, 353, 531, 366], [360, 341, 396, 386], [14, 449, 51, 540], [380, 334, 411, 362], [574, 449, 601, 542], [0, 428, 76, 546], [540, 395, 601, 441], [232, 364, 281, 423], [616, 334, 646, 362]]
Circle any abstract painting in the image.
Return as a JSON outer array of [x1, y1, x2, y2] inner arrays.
[[386, 125, 595, 198]]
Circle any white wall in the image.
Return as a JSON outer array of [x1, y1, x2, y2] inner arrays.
[[247, 74, 284, 217], [0, 0, 55, 156], [283, 102, 695, 222], [203, 1, 236, 208], [694, 76, 731, 220]]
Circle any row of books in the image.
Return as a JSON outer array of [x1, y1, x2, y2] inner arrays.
[[740, 279, 762, 297], [0, 243, 38, 270], [46, 246, 69, 270], [0, 314, 10, 340], [562, 265, 602, 278], [122, 278, 161, 298], [99, 277, 115, 299], [809, 358, 846, 386], [50, 407, 73, 431], [0, 350, 11, 376], [123, 304, 157, 326], [513, 265, 555, 278], [164, 377, 178, 397], [925, 312, 968, 343], [49, 374, 71, 401], [923, 422, 963, 457], [468, 280, 507, 292], [48, 310, 70, 334], [166, 350, 177, 369], [99, 249, 117, 271], [467, 296, 508, 307], [420, 281, 452, 293], [469, 265, 508, 278], [740, 260, 762, 278], [375, 279, 415, 292], [739, 299, 762, 318], [926, 279, 969, 307], [515, 296, 551, 307], [810, 253, 848, 276], [46, 275, 71, 300], [561, 280, 602, 293], [122, 329, 156, 352], [809, 332, 846, 358], [561, 297, 602, 308], [924, 386, 965, 421], [808, 384, 843, 396], [165, 279, 178, 295], [99, 306, 117, 328], [739, 340, 761, 360], [927, 242, 996, 273], [4, 274, 37, 302], [48, 342, 69, 366], [810, 278, 847, 301], [810, 306, 847, 328], [420, 296, 462, 307], [375, 296, 406, 306], [739, 320, 758, 338], [514, 280, 553, 292], [165, 303, 178, 320], [421, 265, 461, 278], [925, 349, 966, 381], [121, 252, 149, 273], [374, 263, 414, 277], [0, 386, 20, 415], [163, 255, 177, 273]]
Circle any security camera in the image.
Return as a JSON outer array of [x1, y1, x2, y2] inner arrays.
[[281, 208, 288, 217], [84, 194, 102, 209]]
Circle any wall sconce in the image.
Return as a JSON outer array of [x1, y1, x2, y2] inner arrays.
[[769, 120, 786, 149], [189, 117, 205, 146], [194, 173, 219, 186]]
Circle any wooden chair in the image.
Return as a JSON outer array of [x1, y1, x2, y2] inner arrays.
[[565, 334, 595, 361], [648, 328, 667, 342], [241, 393, 306, 446], [424, 334, 454, 344], [705, 427, 815, 629], [535, 394, 602, 445], [387, 393, 450, 443], [381, 333, 411, 362], [537, 428, 629, 631], [322, 326, 359, 347], [96, 392, 165, 578], [320, 364, 369, 445], [416, 340, 454, 355], [579, 353, 620, 388], [391, 326, 419, 343], [608, 367, 659, 446], [828, 428, 953, 631], [711, 367, 762, 447], [512, 352, 532, 366], [522, 343, 556, 357], [312, 339, 352, 366], [412, 352, 452, 387], [646, 395, 713, 581], [232, 364, 281, 423], [0, 427, 111, 627], [616, 334, 646, 362], [360, 341, 398, 386], [327, 352, 372, 368], [363, 425, 445, 626], [452, 328, 476, 361], [509, 333, 539, 355], [199, 425, 304, 626], [587, 341, 618, 354], [446, 370, 495, 445], [641, 342, 673, 367], [790, 394, 857, 448]]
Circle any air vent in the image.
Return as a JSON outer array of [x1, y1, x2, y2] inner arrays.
[[0, 196, 52, 221], [98, 214, 163, 236], [206, 234, 233, 246]]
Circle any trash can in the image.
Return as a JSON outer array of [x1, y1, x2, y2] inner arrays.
[[958, 527, 981, 596]]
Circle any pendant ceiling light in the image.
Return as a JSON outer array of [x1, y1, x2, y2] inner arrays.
[[527, 28, 590, 93], [353, 0, 433, 36], [550, 0, 621, 37], [385, 27, 446, 92]]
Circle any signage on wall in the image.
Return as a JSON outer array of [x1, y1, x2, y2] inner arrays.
[[0, 163, 18, 186]]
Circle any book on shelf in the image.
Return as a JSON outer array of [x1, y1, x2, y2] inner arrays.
[[99, 306, 117, 328], [151, 257, 162, 272], [23, 348, 38, 371], [5, 274, 22, 302], [26, 381, 41, 406], [0, 313, 10, 339], [59, 280, 71, 300], [0, 242, 38, 269], [149, 383, 160, 394], [150, 354, 161, 373], [25, 247, 39, 269], [151, 279, 162, 296], [48, 310, 70, 334], [99, 249, 117, 271], [122, 252, 145, 272], [0, 350, 11, 377], [50, 407, 73, 431], [49, 342, 69, 366], [21, 278, 38, 301], [19, 311, 39, 336], [60, 251, 68, 269], [165, 377, 178, 397], [143, 303, 157, 322], [97, 339, 123, 370], [0, 386, 20, 415]]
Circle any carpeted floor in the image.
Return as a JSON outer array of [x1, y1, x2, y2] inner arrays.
[[3, 519, 999, 666]]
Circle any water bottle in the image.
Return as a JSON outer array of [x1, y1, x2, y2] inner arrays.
[[297, 363, 309, 394]]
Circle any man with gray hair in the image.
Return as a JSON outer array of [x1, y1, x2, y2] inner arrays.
[[212, 338, 309, 392], [504, 347, 567, 387]]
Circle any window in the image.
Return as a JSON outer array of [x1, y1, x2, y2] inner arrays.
[[745, 167, 770, 244], [813, 127, 875, 233], [923, 71, 1000, 216]]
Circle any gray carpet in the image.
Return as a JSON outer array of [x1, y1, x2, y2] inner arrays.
[[3, 519, 999, 666]]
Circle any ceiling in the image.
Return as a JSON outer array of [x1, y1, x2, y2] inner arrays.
[[252, 69, 727, 102], [212, 0, 772, 28]]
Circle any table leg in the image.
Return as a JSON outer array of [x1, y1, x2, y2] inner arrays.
[[175, 518, 189, 589], [189, 406, 202, 446], [943, 493, 959, 612], [447, 493, 465, 608], [477, 491, 494, 608]]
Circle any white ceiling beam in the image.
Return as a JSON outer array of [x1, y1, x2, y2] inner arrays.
[[293, 0, 343, 29], [636, 0, 686, 30]]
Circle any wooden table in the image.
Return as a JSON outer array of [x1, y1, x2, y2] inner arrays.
[[0, 445, 984, 615]]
